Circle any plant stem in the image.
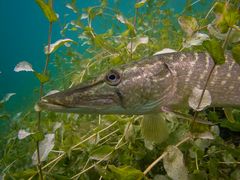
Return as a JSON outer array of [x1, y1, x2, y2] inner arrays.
[[130, 0, 138, 60], [143, 135, 191, 175], [191, 26, 233, 127], [35, 2, 54, 180]]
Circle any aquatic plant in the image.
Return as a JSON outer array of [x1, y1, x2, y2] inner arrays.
[[1, 0, 240, 179]]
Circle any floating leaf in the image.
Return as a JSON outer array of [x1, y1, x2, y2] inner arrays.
[[127, 36, 149, 52], [18, 129, 32, 140], [33, 71, 49, 83], [203, 39, 225, 65], [90, 145, 113, 161], [35, 0, 58, 22], [163, 145, 188, 180], [44, 38, 73, 54], [32, 134, 55, 165], [107, 165, 144, 180], [14, 61, 34, 72], [232, 44, 240, 64], [188, 87, 212, 111], [135, 0, 149, 8], [183, 33, 209, 48], [178, 16, 199, 36], [153, 48, 177, 55]]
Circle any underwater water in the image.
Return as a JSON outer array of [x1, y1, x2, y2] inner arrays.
[[1, 0, 240, 179]]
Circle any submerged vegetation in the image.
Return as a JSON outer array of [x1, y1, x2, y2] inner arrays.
[[1, 0, 240, 179]]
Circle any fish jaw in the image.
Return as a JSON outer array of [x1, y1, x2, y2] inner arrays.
[[37, 80, 126, 114]]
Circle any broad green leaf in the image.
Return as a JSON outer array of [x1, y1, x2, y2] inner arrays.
[[12, 169, 37, 178], [14, 61, 34, 72], [232, 44, 240, 64], [31, 131, 45, 142], [220, 120, 240, 132], [32, 133, 55, 165], [178, 16, 199, 36], [135, 0, 149, 8], [203, 39, 225, 65], [44, 38, 73, 54], [33, 71, 49, 83], [35, 0, 58, 22], [107, 165, 144, 180], [90, 145, 113, 161], [163, 145, 188, 180]]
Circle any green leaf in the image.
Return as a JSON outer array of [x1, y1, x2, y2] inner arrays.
[[90, 145, 113, 161], [107, 165, 144, 180], [31, 131, 45, 142], [0, 113, 10, 120], [203, 39, 225, 65], [33, 71, 49, 83], [178, 16, 199, 36], [12, 169, 37, 178], [35, 0, 58, 22], [232, 44, 240, 64], [135, 0, 149, 8], [44, 38, 73, 54], [220, 120, 240, 132]]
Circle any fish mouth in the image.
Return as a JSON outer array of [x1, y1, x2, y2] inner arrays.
[[37, 93, 121, 114]]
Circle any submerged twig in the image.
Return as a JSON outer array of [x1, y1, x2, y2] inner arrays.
[[143, 135, 192, 175]]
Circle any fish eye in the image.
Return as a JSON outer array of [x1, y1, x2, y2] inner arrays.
[[105, 69, 121, 86]]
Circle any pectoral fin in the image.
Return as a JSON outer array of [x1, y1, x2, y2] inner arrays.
[[141, 113, 169, 144]]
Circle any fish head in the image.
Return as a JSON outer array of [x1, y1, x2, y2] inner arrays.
[[38, 58, 175, 114]]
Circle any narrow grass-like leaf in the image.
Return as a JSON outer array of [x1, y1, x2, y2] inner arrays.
[[44, 38, 73, 54], [35, 0, 58, 22], [33, 71, 49, 83], [135, 0, 149, 8]]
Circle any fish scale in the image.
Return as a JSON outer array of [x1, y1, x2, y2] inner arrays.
[[38, 52, 240, 114]]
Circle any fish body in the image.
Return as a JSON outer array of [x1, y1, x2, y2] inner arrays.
[[38, 52, 240, 114]]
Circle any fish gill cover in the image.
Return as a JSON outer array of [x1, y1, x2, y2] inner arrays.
[[1, 0, 240, 179]]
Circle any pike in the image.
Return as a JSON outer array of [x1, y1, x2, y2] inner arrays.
[[38, 52, 240, 114]]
